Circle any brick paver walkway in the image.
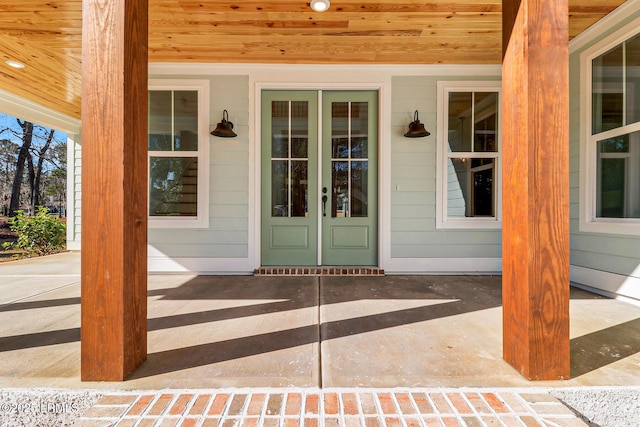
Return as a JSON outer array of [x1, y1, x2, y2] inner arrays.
[[74, 388, 588, 427]]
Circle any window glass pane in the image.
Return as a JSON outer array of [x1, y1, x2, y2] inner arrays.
[[291, 101, 308, 158], [447, 158, 495, 218], [272, 101, 289, 158], [174, 91, 198, 151], [448, 92, 473, 152], [148, 91, 172, 151], [149, 157, 198, 216], [597, 131, 640, 218], [291, 160, 308, 217], [271, 160, 288, 216], [351, 102, 369, 158], [332, 161, 349, 217], [474, 93, 498, 152], [593, 44, 624, 134], [351, 161, 368, 217], [332, 102, 349, 159], [627, 34, 640, 126]]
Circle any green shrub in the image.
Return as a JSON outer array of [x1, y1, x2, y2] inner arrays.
[[3, 207, 66, 256]]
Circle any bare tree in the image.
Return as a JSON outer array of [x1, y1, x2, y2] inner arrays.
[[9, 120, 33, 216], [0, 116, 66, 216]]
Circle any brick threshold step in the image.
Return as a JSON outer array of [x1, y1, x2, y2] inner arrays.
[[254, 267, 385, 276]]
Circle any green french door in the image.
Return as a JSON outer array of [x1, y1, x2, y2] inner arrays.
[[261, 90, 378, 266]]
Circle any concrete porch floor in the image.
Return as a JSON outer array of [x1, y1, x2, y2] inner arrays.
[[1, 252, 640, 390]]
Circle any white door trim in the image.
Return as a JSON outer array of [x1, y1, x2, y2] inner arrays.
[[253, 79, 391, 270]]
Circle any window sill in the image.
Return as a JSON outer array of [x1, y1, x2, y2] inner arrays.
[[148, 216, 209, 229], [436, 219, 502, 230], [579, 219, 640, 236]]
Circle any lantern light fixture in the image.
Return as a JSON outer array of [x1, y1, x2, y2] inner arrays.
[[404, 110, 430, 138], [210, 110, 237, 138]]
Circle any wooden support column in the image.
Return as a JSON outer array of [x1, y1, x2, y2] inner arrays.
[[81, 0, 148, 381], [501, 0, 570, 380]]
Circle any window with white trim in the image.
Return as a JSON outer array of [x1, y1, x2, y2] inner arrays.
[[581, 21, 640, 234], [148, 80, 209, 228], [436, 81, 501, 229]]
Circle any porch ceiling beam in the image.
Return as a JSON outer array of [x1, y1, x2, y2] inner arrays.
[[501, 0, 570, 379], [81, 0, 148, 380]]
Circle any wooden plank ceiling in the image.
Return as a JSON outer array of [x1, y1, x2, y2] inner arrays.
[[0, 0, 627, 120]]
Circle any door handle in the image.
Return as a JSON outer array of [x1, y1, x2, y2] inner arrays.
[[322, 187, 328, 217]]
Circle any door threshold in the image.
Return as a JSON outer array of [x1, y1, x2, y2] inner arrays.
[[254, 267, 384, 276]]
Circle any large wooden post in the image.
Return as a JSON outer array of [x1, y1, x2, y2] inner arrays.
[[501, 0, 570, 379], [81, 0, 148, 380]]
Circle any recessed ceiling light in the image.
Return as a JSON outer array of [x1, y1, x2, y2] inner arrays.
[[310, 0, 330, 12], [5, 60, 25, 69]]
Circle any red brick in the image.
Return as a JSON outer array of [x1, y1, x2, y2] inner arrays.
[[304, 417, 319, 427], [442, 417, 463, 427], [207, 394, 229, 416], [412, 393, 435, 414], [244, 418, 259, 427], [135, 419, 157, 427], [465, 393, 490, 414], [377, 393, 396, 414], [394, 393, 415, 415], [305, 394, 319, 415], [284, 418, 299, 427], [179, 420, 198, 427], [520, 416, 544, 427], [96, 394, 137, 405], [188, 395, 211, 416], [227, 394, 248, 415], [359, 393, 378, 415], [423, 418, 443, 427], [285, 393, 301, 415], [385, 417, 403, 427], [126, 394, 155, 416], [247, 394, 266, 416], [342, 393, 359, 415], [324, 393, 339, 415], [446, 393, 472, 415], [266, 394, 283, 416], [148, 394, 173, 416], [200, 419, 221, 427], [169, 394, 194, 415], [404, 417, 422, 427], [428, 393, 452, 414], [482, 393, 508, 413], [365, 417, 382, 427]]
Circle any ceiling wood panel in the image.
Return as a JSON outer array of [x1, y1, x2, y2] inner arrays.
[[0, 0, 626, 119]]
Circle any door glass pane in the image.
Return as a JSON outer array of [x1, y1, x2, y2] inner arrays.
[[148, 91, 173, 151], [351, 161, 368, 217], [448, 92, 473, 152], [272, 160, 288, 217], [351, 102, 368, 158], [272, 101, 289, 158], [332, 102, 349, 159], [291, 101, 309, 158], [627, 34, 640, 126], [149, 157, 198, 216], [291, 160, 308, 217], [593, 44, 624, 134], [174, 91, 198, 151], [332, 161, 349, 217]]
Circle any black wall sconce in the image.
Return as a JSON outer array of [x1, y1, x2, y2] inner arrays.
[[404, 110, 430, 138], [211, 110, 237, 138]]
